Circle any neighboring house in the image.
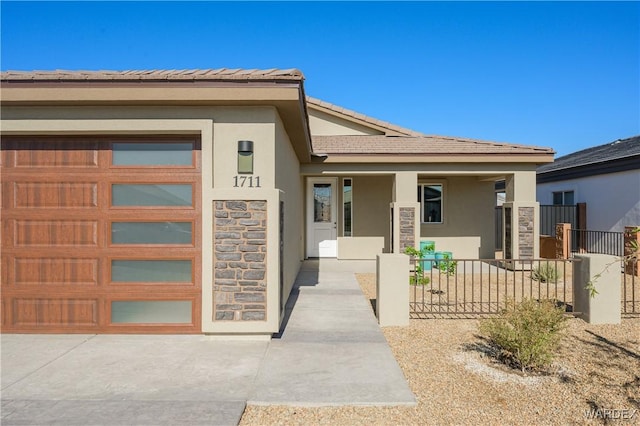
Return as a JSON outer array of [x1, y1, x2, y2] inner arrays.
[[537, 135, 640, 232], [0, 69, 553, 335]]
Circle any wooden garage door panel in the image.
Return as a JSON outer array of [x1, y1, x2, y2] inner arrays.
[[1, 136, 201, 333], [12, 299, 98, 327], [14, 182, 98, 208], [14, 220, 99, 247], [11, 141, 99, 168], [14, 258, 99, 286]]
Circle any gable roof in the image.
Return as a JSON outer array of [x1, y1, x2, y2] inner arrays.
[[306, 97, 553, 163], [306, 97, 423, 137], [537, 135, 640, 183], [1, 68, 554, 164], [0, 68, 304, 82]]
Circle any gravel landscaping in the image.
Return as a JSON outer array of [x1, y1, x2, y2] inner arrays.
[[240, 273, 640, 425]]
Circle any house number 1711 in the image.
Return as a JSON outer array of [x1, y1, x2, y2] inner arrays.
[[233, 176, 261, 188]]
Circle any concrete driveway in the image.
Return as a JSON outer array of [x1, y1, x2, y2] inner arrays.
[[2, 334, 268, 425], [1, 260, 415, 425]]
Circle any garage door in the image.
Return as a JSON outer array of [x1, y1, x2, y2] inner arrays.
[[1, 136, 201, 333]]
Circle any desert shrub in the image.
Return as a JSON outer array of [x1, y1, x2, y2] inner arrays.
[[479, 298, 568, 372], [531, 262, 560, 283]]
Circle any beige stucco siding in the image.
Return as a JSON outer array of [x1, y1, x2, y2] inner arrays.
[[3, 105, 280, 188], [352, 175, 393, 252], [419, 177, 495, 258], [309, 109, 383, 136], [274, 113, 304, 310]]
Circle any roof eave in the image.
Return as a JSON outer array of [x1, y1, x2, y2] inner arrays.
[[537, 155, 640, 183], [0, 79, 313, 163], [313, 153, 555, 164]]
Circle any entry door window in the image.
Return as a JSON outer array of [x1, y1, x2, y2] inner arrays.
[[314, 184, 332, 223], [343, 178, 352, 237]]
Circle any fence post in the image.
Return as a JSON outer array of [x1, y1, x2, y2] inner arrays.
[[573, 254, 621, 324], [376, 254, 409, 326], [576, 203, 587, 253], [555, 223, 571, 259], [624, 226, 639, 277]]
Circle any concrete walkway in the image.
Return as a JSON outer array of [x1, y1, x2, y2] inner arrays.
[[1, 259, 415, 425], [250, 259, 415, 406]]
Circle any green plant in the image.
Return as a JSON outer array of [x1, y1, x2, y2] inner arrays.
[[404, 246, 431, 286], [409, 273, 431, 286], [479, 298, 568, 372], [531, 262, 560, 283], [438, 253, 457, 276], [404, 246, 422, 258], [422, 241, 435, 253]]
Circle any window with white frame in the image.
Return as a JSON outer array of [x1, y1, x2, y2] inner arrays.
[[343, 178, 352, 236], [418, 183, 443, 223], [552, 190, 574, 205]]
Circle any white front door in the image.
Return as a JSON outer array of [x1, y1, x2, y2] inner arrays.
[[306, 177, 338, 257]]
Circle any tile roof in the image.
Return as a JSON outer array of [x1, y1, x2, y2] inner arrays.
[[306, 97, 423, 137], [537, 135, 640, 174], [311, 134, 554, 156], [0, 68, 304, 82], [0, 68, 555, 159]]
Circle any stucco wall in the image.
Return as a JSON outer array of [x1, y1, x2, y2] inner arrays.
[[419, 177, 495, 258], [308, 109, 383, 136], [274, 114, 304, 312], [537, 169, 640, 232], [352, 175, 393, 252]]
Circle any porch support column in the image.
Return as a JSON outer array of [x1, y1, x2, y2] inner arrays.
[[391, 172, 420, 254], [502, 171, 540, 266]]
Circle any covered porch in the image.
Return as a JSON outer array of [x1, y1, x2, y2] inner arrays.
[[301, 166, 540, 262]]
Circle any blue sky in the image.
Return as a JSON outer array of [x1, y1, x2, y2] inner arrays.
[[1, 1, 638, 156]]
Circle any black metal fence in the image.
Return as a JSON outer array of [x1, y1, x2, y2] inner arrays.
[[409, 256, 639, 318], [495, 204, 579, 251], [540, 205, 578, 237], [410, 258, 577, 318], [570, 229, 625, 257]]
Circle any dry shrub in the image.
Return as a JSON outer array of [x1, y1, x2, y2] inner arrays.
[[480, 299, 568, 372]]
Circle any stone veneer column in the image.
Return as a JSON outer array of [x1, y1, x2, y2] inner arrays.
[[502, 201, 539, 268], [399, 207, 416, 253], [390, 202, 420, 254], [213, 200, 267, 321], [518, 206, 534, 258]]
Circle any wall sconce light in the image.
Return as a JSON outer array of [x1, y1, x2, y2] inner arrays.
[[237, 140, 254, 174]]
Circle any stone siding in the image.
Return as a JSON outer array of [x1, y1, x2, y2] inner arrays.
[[213, 200, 267, 321], [518, 207, 534, 259], [399, 207, 415, 252]]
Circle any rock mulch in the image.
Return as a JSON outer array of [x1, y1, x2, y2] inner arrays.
[[240, 273, 639, 425]]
